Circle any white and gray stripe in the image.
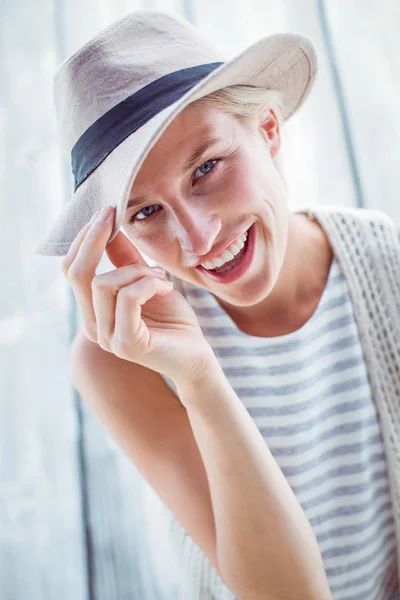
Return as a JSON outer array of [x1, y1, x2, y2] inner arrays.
[[155, 255, 399, 599]]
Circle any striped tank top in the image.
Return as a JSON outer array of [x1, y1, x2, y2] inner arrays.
[[143, 254, 400, 600]]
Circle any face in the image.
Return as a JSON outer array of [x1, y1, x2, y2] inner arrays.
[[123, 101, 290, 308]]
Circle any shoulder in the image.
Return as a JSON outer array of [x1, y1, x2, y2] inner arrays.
[[307, 205, 400, 253], [309, 204, 397, 229]]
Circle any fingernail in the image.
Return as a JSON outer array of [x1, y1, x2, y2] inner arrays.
[[152, 267, 165, 276], [98, 206, 113, 222]]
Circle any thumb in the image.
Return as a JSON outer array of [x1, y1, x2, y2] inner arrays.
[[106, 230, 149, 268]]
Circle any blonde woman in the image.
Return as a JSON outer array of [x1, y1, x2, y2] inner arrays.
[[35, 10, 400, 600]]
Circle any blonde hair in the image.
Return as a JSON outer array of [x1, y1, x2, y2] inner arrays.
[[189, 84, 288, 182], [168, 84, 289, 293]]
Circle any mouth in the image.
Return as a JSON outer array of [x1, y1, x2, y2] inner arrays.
[[195, 223, 255, 284]]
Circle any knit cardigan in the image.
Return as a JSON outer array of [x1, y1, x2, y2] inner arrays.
[[145, 204, 400, 597], [305, 205, 400, 588]]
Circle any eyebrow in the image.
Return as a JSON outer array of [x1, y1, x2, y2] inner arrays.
[[181, 136, 222, 174], [126, 137, 222, 210]]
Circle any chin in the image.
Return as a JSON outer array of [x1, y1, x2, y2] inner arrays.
[[217, 261, 277, 306], [228, 280, 275, 307]]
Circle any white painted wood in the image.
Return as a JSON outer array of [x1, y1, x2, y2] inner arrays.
[[191, 0, 357, 211], [0, 0, 88, 598], [325, 0, 400, 223]]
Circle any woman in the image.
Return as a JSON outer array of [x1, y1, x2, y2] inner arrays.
[[34, 9, 400, 600]]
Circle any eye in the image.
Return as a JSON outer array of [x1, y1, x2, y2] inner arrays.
[[129, 204, 160, 223], [128, 158, 221, 224], [193, 158, 220, 183]]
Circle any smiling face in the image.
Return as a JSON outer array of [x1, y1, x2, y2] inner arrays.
[[122, 100, 290, 308]]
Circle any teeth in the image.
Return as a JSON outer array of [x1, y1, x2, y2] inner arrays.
[[201, 230, 248, 270], [213, 257, 226, 268], [220, 250, 235, 262]]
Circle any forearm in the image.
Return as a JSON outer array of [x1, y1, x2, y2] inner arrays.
[[175, 360, 332, 600]]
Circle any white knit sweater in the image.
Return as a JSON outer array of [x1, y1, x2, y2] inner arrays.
[[141, 204, 400, 598], [306, 205, 400, 589]]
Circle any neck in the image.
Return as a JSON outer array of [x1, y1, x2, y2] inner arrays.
[[216, 212, 333, 337]]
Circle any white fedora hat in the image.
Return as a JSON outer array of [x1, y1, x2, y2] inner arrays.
[[33, 9, 318, 256]]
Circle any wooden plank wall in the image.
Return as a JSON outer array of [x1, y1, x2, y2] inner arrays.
[[2, 0, 399, 599], [325, 0, 400, 223], [0, 0, 88, 599]]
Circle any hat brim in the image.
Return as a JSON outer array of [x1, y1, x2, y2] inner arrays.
[[33, 31, 317, 256]]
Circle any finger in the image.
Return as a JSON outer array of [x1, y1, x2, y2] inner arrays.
[[112, 276, 174, 357], [67, 207, 116, 341], [92, 264, 167, 347], [61, 209, 100, 277], [106, 229, 149, 269], [71, 206, 116, 276]]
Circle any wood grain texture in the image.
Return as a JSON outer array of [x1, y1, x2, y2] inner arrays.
[[325, 0, 400, 223], [191, 0, 357, 210], [0, 0, 87, 598]]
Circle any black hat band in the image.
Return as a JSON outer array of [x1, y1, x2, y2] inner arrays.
[[71, 62, 223, 191]]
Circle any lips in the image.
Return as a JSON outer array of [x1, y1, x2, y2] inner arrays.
[[195, 222, 255, 284]]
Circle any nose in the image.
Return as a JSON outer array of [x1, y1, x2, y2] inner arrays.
[[173, 204, 222, 264]]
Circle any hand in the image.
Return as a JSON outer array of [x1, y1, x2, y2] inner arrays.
[[61, 206, 217, 386]]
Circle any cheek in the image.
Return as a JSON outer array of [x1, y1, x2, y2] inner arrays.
[[220, 162, 256, 212], [128, 229, 176, 266], [224, 163, 278, 220], [240, 152, 286, 213]]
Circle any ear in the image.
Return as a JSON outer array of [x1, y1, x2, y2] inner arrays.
[[259, 108, 281, 159]]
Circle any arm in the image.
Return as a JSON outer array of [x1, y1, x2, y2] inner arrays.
[[71, 331, 332, 600], [175, 359, 333, 600], [69, 331, 219, 569]]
